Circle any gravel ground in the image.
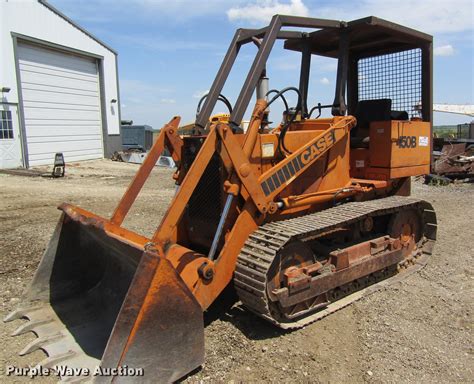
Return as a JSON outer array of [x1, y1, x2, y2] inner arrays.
[[0, 159, 472, 383]]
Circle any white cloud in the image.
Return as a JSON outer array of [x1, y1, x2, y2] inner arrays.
[[119, 79, 178, 127], [434, 44, 455, 56], [319, 77, 330, 85], [312, 57, 338, 72], [274, 62, 299, 71], [120, 79, 174, 98], [267, 49, 302, 71], [227, 0, 309, 24], [193, 90, 209, 99], [311, 0, 473, 35], [55, 0, 248, 22], [54, 0, 474, 36], [129, 0, 244, 20], [118, 34, 218, 52]]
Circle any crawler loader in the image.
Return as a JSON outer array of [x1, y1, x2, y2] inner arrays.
[[6, 15, 437, 382]]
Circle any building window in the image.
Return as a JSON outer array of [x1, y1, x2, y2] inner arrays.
[[0, 110, 14, 139]]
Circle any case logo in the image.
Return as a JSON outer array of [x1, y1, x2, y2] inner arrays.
[[260, 129, 336, 196]]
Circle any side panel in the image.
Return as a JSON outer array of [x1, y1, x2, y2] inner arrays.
[[369, 120, 430, 178]]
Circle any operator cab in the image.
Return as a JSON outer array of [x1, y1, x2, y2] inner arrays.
[[190, 15, 432, 184], [193, 16, 431, 146], [284, 16, 432, 149]]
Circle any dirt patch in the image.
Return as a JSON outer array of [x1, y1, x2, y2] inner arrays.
[[1, 159, 472, 383]]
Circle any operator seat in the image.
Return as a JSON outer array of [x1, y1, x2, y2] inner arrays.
[[351, 99, 391, 148]]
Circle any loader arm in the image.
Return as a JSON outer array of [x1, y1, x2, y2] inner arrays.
[[111, 117, 183, 225], [215, 115, 356, 213], [163, 113, 357, 310], [153, 99, 272, 247]]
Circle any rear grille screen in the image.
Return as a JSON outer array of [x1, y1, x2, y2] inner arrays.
[[358, 48, 422, 118]]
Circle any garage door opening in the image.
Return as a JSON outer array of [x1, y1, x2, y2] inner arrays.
[[17, 42, 104, 166]]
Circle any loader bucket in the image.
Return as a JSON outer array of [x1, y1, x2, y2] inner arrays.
[[5, 207, 204, 383]]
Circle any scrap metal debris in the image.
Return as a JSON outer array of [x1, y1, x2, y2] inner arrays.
[[428, 139, 474, 184]]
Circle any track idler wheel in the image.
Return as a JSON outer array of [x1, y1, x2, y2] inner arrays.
[[388, 209, 422, 261]]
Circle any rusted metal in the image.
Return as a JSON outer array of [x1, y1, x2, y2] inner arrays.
[[284, 267, 312, 294], [432, 141, 474, 180], [5, 210, 143, 380], [6, 14, 436, 382], [5, 208, 204, 382], [98, 250, 204, 383], [274, 242, 404, 308], [235, 196, 437, 328], [263, 236, 403, 306]]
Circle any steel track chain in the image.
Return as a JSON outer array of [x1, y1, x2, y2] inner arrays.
[[234, 195, 437, 329]]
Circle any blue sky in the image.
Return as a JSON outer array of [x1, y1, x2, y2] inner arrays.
[[50, 0, 474, 128]]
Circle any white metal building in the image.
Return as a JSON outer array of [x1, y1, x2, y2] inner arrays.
[[0, 0, 121, 168]]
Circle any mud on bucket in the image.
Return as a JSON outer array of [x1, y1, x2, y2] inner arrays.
[[4, 207, 205, 383]]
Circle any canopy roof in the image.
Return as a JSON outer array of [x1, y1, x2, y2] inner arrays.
[[284, 16, 432, 58]]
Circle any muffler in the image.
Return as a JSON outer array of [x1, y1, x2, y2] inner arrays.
[[4, 205, 204, 383]]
